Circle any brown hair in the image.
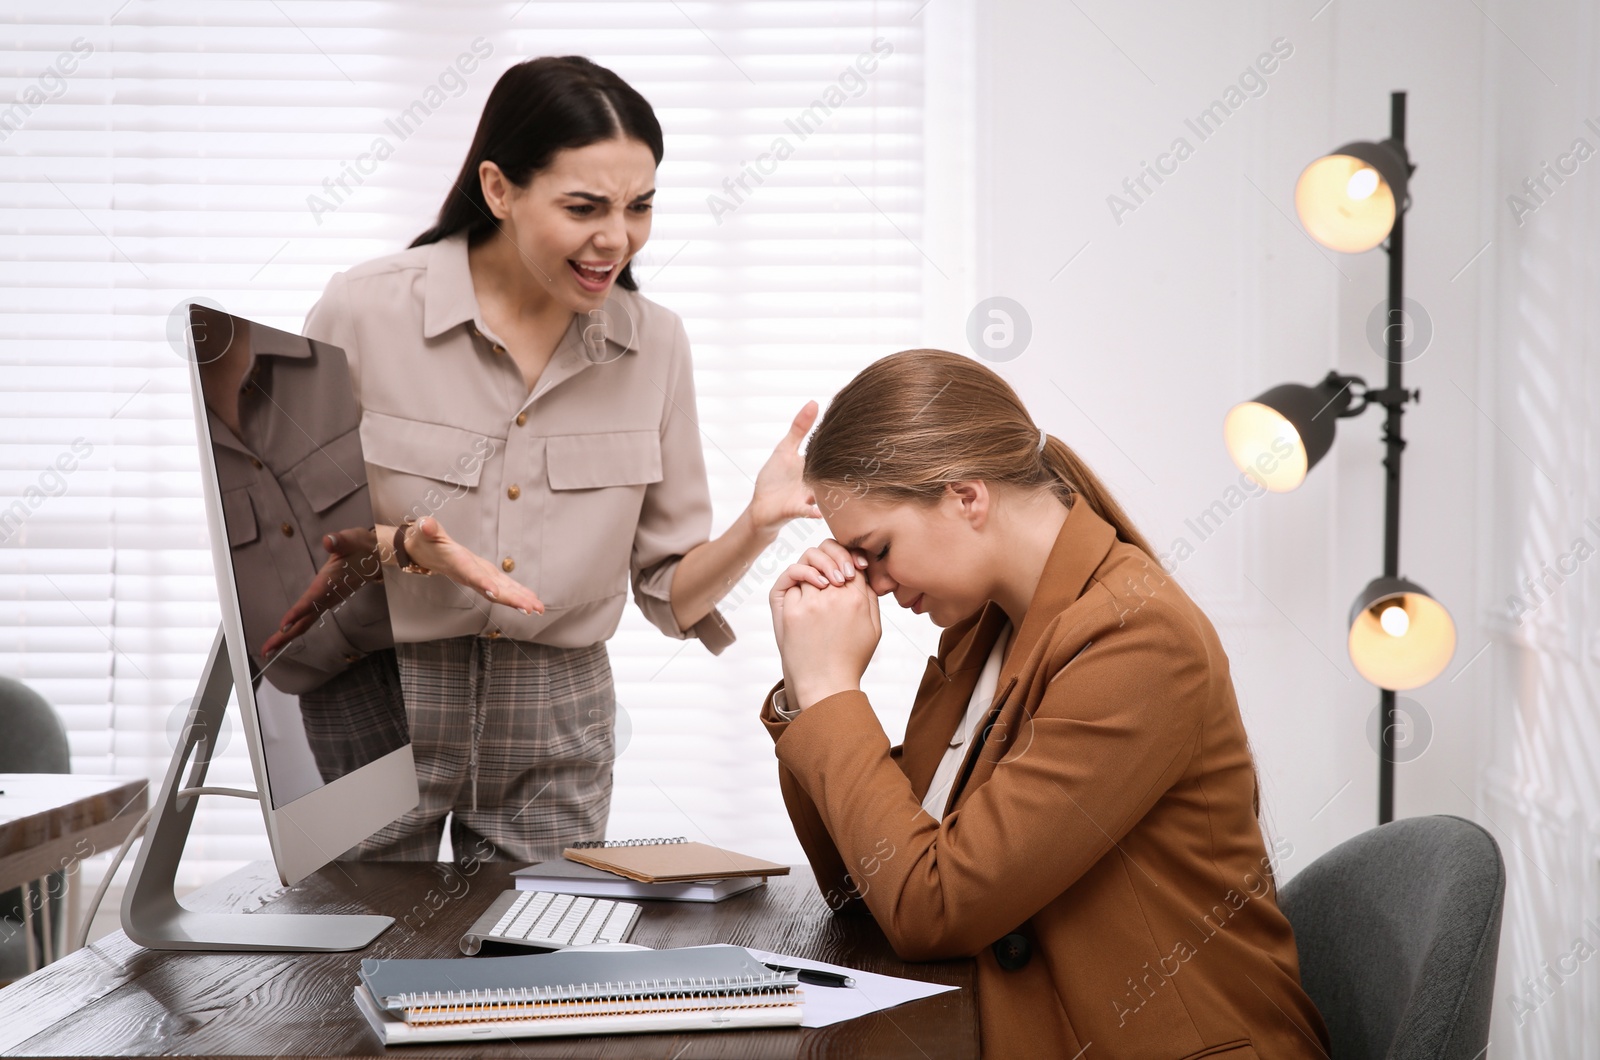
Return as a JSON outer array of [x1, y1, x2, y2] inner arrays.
[[411, 56, 663, 292], [803, 349, 1157, 559]]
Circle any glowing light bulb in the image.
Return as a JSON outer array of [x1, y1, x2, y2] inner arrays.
[[1379, 603, 1410, 638], [1347, 167, 1379, 201]]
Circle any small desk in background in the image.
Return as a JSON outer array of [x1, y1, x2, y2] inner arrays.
[[0, 861, 978, 1058], [0, 774, 149, 971]]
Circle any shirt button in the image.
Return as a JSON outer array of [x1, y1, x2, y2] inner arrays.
[[343, 652, 361, 663], [493, 344, 506, 356], [280, 523, 294, 537], [486, 629, 502, 639], [501, 557, 515, 573], [515, 412, 527, 427], [250, 458, 263, 469], [507, 485, 521, 500]]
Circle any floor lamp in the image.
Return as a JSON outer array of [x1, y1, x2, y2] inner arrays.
[[1221, 91, 1456, 826]]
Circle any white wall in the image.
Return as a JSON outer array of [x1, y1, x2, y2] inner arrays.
[[972, 1, 1593, 1055], [1475, 0, 1600, 1054]]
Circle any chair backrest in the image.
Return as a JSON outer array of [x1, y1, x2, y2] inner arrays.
[[0, 675, 70, 774], [0, 675, 71, 974], [1277, 814, 1505, 1060]]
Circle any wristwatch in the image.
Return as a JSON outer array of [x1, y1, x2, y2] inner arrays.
[[393, 519, 433, 575]]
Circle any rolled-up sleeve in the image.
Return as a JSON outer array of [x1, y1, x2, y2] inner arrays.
[[629, 315, 735, 654]]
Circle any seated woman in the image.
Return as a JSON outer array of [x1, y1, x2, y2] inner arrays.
[[761, 350, 1330, 1060]]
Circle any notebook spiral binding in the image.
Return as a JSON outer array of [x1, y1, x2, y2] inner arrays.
[[386, 970, 798, 1012], [568, 836, 688, 849], [399, 982, 802, 1025]]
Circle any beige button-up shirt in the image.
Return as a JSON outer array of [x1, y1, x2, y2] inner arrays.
[[301, 232, 733, 653]]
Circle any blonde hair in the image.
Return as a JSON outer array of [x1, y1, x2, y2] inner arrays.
[[803, 349, 1157, 559]]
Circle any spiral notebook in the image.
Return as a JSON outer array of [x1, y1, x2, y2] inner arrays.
[[564, 836, 789, 884], [353, 944, 803, 1044], [510, 857, 765, 903]]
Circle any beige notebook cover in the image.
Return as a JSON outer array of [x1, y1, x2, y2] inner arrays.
[[564, 840, 790, 883]]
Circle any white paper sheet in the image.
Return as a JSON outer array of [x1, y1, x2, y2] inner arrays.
[[742, 947, 960, 1029]]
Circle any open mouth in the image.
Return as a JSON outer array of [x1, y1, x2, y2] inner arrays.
[[568, 259, 617, 291]]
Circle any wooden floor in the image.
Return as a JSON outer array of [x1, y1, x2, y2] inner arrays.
[[0, 860, 977, 1058]]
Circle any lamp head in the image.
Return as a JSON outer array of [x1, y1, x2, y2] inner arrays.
[[1295, 139, 1409, 253], [1347, 576, 1456, 690], [1223, 375, 1353, 492]]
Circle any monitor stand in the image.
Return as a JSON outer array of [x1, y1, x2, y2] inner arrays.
[[121, 626, 394, 951]]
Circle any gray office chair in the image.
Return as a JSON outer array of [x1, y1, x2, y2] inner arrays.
[[0, 675, 72, 980], [1278, 814, 1505, 1060]]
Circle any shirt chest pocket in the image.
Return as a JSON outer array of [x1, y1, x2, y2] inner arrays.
[[220, 487, 258, 548], [362, 408, 492, 473], [282, 426, 367, 523], [545, 430, 663, 490], [360, 409, 489, 531], [360, 412, 495, 610], [540, 430, 662, 607]]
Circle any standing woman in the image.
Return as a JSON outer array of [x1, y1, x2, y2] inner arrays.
[[295, 56, 817, 862], [762, 351, 1329, 1059]]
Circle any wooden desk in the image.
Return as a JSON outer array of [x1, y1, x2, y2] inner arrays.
[[0, 861, 977, 1058], [0, 774, 149, 968]]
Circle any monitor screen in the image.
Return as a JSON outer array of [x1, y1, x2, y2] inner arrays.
[[189, 305, 409, 811]]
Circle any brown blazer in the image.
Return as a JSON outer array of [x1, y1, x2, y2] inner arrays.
[[762, 499, 1331, 1059]]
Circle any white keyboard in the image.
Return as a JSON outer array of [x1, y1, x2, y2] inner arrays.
[[459, 889, 641, 955]]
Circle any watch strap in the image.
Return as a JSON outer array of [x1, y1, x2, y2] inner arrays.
[[393, 520, 432, 575]]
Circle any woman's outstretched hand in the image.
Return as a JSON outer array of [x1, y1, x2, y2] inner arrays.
[[769, 537, 880, 711], [748, 401, 822, 536], [402, 516, 546, 616]]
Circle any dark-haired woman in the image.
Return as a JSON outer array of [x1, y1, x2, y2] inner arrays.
[[295, 56, 817, 862], [761, 350, 1330, 1059]]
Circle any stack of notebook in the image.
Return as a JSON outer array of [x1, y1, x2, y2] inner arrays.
[[353, 944, 804, 1044], [511, 836, 789, 903]]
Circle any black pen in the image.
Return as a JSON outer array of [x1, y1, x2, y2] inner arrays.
[[762, 962, 855, 988]]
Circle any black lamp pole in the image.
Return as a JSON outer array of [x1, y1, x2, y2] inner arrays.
[[1376, 90, 1411, 826]]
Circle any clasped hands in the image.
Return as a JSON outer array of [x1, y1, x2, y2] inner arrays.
[[768, 537, 883, 713]]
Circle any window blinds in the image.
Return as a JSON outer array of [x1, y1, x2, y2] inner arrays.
[[0, 0, 942, 911]]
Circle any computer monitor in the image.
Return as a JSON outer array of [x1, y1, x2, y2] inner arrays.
[[121, 305, 419, 952]]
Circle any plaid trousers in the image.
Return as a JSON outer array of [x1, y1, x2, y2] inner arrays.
[[343, 635, 616, 863]]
